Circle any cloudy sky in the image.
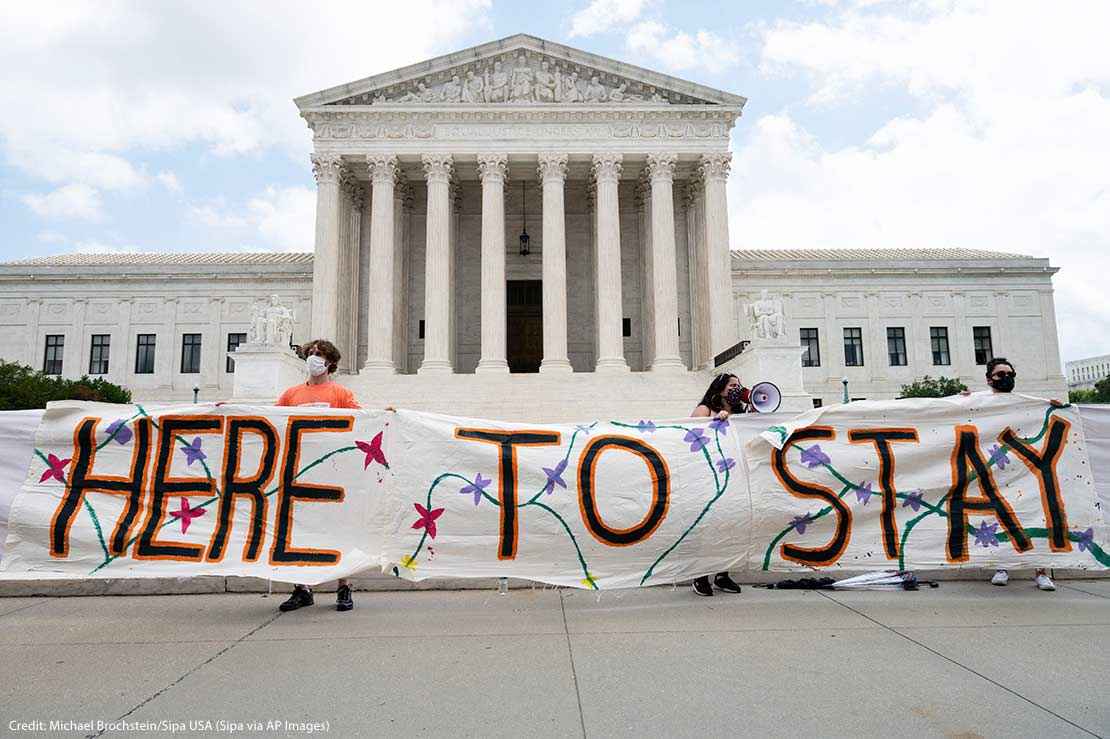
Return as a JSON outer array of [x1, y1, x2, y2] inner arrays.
[[1, 0, 1106, 363]]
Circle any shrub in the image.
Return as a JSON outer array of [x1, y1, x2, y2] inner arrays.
[[0, 361, 131, 410], [900, 375, 968, 398]]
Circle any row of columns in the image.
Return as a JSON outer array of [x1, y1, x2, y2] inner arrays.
[[310, 151, 734, 375]]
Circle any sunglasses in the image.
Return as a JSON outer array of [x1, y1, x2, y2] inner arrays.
[[990, 371, 1016, 380]]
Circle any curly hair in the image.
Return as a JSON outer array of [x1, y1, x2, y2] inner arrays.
[[299, 338, 341, 375]]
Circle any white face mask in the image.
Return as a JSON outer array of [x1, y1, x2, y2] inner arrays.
[[306, 354, 328, 377]]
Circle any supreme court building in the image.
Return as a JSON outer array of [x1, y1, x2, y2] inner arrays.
[[0, 35, 1068, 419]]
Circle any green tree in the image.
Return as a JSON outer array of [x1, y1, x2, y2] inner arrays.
[[1069, 388, 1096, 404], [900, 375, 968, 398], [0, 361, 131, 410]]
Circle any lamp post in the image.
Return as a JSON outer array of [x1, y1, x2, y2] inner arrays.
[[192, 386, 199, 404], [518, 180, 530, 256], [841, 376, 849, 404]]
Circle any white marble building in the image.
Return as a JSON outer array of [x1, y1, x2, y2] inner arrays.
[[0, 34, 1069, 418], [1067, 353, 1110, 391]]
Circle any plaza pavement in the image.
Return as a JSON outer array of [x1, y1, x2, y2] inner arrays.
[[0, 581, 1107, 739]]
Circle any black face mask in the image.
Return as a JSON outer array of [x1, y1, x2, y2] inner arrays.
[[726, 386, 745, 408], [989, 375, 1015, 393]]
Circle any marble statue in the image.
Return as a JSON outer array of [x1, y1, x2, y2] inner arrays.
[[534, 60, 557, 103], [510, 53, 534, 102], [248, 295, 295, 348], [462, 69, 484, 103], [747, 289, 786, 341], [487, 60, 509, 103]]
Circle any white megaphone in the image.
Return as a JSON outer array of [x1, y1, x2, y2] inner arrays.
[[742, 381, 782, 414]]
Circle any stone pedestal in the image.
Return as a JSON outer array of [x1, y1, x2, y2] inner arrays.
[[230, 344, 305, 401], [721, 341, 812, 414]]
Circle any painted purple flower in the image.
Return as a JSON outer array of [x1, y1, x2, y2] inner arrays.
[[684, 427, 709, 453], [543, 458, 568, 495], [636, 420, 657, 434], [1075, 527, 1095, 553], [105, 419, 132, 445], [791, 513, 813, 534], [902, 490, 925, 512], [575, 422, 597, 436], [800, 445, 830, 470], [973, 521, 1000, 548], [709, 417, 729, 435], [459, 473, 491, 506], [180, 437, 206, 466], [716, 457, 736, 473], [988, 444, 1010, 470], [855, 481, 874, 505]]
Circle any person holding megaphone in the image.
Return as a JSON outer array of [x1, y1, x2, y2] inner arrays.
[[689, 373, 748, 597]]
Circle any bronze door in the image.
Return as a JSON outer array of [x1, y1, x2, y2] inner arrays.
[[507, 280, 543, 373]]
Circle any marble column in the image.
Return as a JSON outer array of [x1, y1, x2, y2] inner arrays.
[[700, 152, 736, 358], [538, 153, 572, 373], [420, 153, 454, 374], [476, 153, 509, 374], [391, 181, 409, 372], [636, 173, 655, 369], [684, 181, 709, 369], [310, 153, 343, 341], [113, 297, 132, 384], [337, 171, 361, 371], [363, 154, 398, 373], [592, 152, 629, 372], [646, 153, 684, 371]]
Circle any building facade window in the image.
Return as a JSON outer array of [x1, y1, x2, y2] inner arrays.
[[89, 334, 110, 375], [226, 332, 247, 373], [886, 327, 907, 366], [800, 328, 820, 367], [181, 334, 202, 374], [843, 327, 864, 367], [43, 334, 64, 375], [930, 327, 951, 365], [135, 334, 156, 374], [973, 326, 994, 365]]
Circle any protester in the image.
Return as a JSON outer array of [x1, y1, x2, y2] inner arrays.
[[961, 357, 1060, 592], [276, 339, 361, 613], [689, 373, 747, 597]]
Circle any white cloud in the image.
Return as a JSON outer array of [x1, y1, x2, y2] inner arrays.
[[22, 184, 104, 220], [568, 0, 648, 37], [155, 171, 182, 195], [740, 0, 1110, 363], [189, 185, 315, 252], [626, 21, 742, 74], [0, 1, 491, 221]]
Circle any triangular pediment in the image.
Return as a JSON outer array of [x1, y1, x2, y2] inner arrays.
[[295, 34, 745, 109]]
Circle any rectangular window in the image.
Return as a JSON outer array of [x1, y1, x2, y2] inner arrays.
[[886, 327, 907, 366], [89, 334, 110, 375], [136, 334, 156, 374], [812, 398, 823, 408], [181, 334, 202, 374], [930, 327, 951, 365], [843, 327, 864, 367], [418, 320, 425, 340], [622, 318, 632, 337], [800, 328, 821, 367], [43, 334, 64, 375], [973, 326, 994, 365], [226, 332, 247, 373]]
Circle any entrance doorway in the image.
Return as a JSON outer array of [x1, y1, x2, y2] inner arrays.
[[507, 280, 543, 373]]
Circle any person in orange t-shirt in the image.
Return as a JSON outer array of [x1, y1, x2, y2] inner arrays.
[[276, 338, 360, 613]]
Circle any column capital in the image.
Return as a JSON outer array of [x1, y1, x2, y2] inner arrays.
[[310, 153, 344, 184], [366, 154, 399, 184], [592, 152, 623, 184], [477, 153, 508, 183], [339, 169, 361, 206], [421, 153, 454, 183], [646, 153, 678, 183], [699, 152, 732, 181], [537, 153, 568, 183]]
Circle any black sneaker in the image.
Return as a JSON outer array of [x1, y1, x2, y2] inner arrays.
[[713, 572, 742, 594], [336, 584, 354, 612], [278, 585, 313, 612], [692, 576, 713, 597]]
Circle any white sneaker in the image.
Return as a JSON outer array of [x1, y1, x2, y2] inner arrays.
[[991, 569, 1009, 586], [1035, 573, 1056, 591]]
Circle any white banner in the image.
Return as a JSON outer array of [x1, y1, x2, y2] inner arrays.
[[1, 397, 1107, 587]]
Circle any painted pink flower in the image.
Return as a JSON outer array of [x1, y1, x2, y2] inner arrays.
[[411, 503, 445, 539], [169, 497, 206, 534], [356, 431, 389, 470], [39, 453, 70, 484]]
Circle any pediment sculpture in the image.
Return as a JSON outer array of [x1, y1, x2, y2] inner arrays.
[[329, 51, 712, 107]]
